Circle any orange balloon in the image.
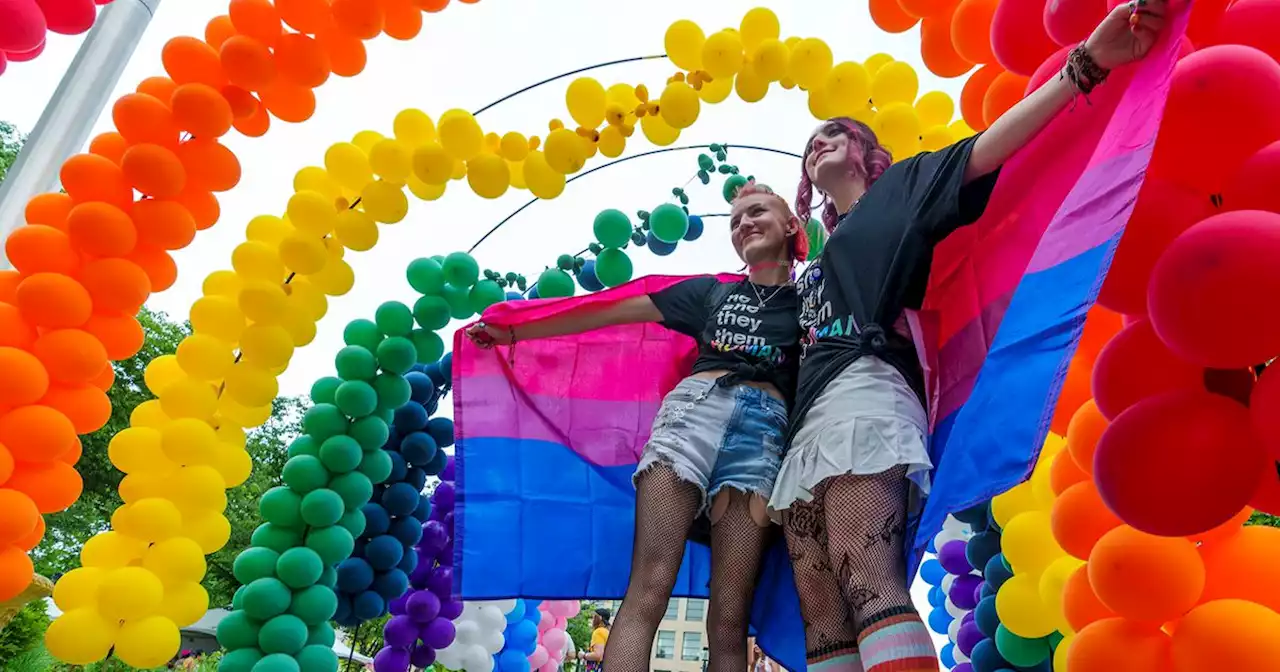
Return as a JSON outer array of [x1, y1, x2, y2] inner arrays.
[[0, 304, 36, 350], [260, 81, 317, 123], [233, 99, 273, 137], [417, 0, 449, 11], [161, 37, 226, 88], [78, 258, 152, 315], [205, 15, 237, 50], [4, 224, 78, 275], [132, 199, 197, 251], [83, 314, 144, 361], [383, 0, 423, 40], [0, 348, 49, 408], [0, 405, 77, 462], [0, 446, 11, 485], [59, 153, 133, 207], [317, 28, 368, 77], [88, 132, 127, 164], [1199, 525, 1280, 612], [921, 5, 973, 78], [951, 0, 997, 64], [1077, 305, 1124, 364], [61, 437, 81, 466], [1089, 525, 1205, 623], [1052, 481, 1124, 560], [5, 460, 82, 514], [0, 545, 34, 601], [136, 76, 177, 104], [32, 329, 108, 385], [14, 273, 92, 329], [175, 187, 221, 231], [220, 34, 277, 91], [221, 85, 260, 119], [129, 246, 178, 292], [960, 64, 1001, 130], [1052, 354, 1093, 435], [171, 83, 234, 138], [121, 143, 187, 199], [1065, 399, 1106, 474], [869, 0, 920, 32], [112, 93, 179, 147], [277, 0, 333, 34], [177, 138, 242, 192], [983, 70, 1030, 126], [41, 385, 110, 435], [14, 513, 43, 551], [1189, 505, 1253, 547], [1049, 446, 1088, 496], [274, 31, 330, 87], [229, 0, 284, 46], [1067, 618, 1172, 672], [25, 192, 73, 231], [898, 0, 957, 18], [1171, 600, 1280, 672], [67, 201, 138, 258], [0, 271, 17, 304], [91, 362, 116, 392], [332, 0, 385, 39], [1064, 564, 1117, 632]]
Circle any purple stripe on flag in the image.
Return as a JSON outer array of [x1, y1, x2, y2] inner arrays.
[[1026, 151, 1146, 274]]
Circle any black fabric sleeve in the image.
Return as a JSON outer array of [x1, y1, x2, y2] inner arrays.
[[648, 277, 720, 337], [894, 134, 1000, 242]]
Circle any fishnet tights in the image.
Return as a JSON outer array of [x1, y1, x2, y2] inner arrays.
[[706, 490, 772, 672]]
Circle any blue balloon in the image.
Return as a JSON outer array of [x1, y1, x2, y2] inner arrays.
[[394, 403, 428, 432], [505, 600, 526, 625], [387, 451, 408, 483], [373, 568, 409, 600], [927, 585, 946, 607], [406, 373, 435, 404], [424, 395, 439, 416], [967, 530, 1002, 571], [423, 362, 446, 388], [927, 607, 952, 635], [334, 593, 353, 622], [412, 496, 432, 522], [506, 291, 525, 301], [423, 448, 448, 477], [427, 417, 455, 448], [985, 553, 1014, 591], [362, 503, 391, 537], [981, 582, 996, 600], [920, 559, 946, 586], [684, 215, 703, 241], [522, 599, 541, 617], [1014, 659, 1052, 672], [400, 432, 439, 467], [940, 643, 956, 668], [336, 558, 374, 593], [577, 261, 605, 292], [646, 232, 677, 256], [927, 536, 937, 554], [496, 648, 531, 672], [528, 286, 540, 300], [975, 595, 1000, 638], [366, 535, 405, 571], [397, 549, 419, 574], [440, 353, 452, 381], [406, 466, 427, 492], [954, 501, 991, 526], [383, 482, 420, 517], [971, 638, 1009, 672], [353, 590, 386, 621], [510, 619, 539, 655], [390, 515, 423, 547]]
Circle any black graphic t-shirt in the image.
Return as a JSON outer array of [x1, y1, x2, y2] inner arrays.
[[650, 277, 801, 403], [791, 135, 1000, 439]]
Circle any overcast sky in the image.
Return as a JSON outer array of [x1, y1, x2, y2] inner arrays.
[[2, 0, 970, 648]]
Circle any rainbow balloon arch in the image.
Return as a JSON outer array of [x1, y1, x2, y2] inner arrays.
[[0, 1, 1277, 671]]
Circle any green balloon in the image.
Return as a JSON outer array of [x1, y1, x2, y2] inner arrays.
[[373, 372, 412, 410], [406, 257, 445, 296], [306, 622, 336, 647], [442, 252, 480, 288], [441, 282, 473, 320], [469, 279, 506, 315], [251, 523, 302, 555], [329, 471, 374, 509], [333, 380, 378, 418], [593, 209, 632, 248], [537, 268, 574, 298], [413, 295, 451, 331], [334, 345, 377, 382], [650, 203, 689, 243], [241, 577, 292, 621], [995, 624, 1051, 667], [348, 416, 389, 451], [805, 217, 826, 258], [342, 319, 383, 351], [282, 455, 329, 494], [722, 174, 749, 203], [276, 547, 324, 589], [357, 449, 392, 484], [250, 653, 300, 672], [410, 330, 445, 365], [594, 248, 633, 287], [286, 435, 318, 459], [300, 488, 345, 527], [259, 614, 309, 655], [294, 644, 339, 671], [376, 337, 417, 375], [309, 377, 341, 405], [232, 547, 280, 585], [1049, 631, 1065, 649], [319, 436, 361, 473], [339, 508, 367, 537], [217, 647, 263, 672], [289, 587, 339, 626], [302, 404, 349, 442], [305, 525, 354, 565], [375, 301, 414, 338], [316, 565, 337, 590], [259, 487, 303, 528], [215, 609, 262, 650], [231, 585, 248, 610], [375, 407, 394, 424]]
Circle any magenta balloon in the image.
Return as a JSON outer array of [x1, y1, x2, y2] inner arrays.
[[0, 0, 46, 52], [37, 0, 96, 34], [937, 540, 972, 575]]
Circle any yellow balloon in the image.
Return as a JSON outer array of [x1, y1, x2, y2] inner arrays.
[[52, 567, 104, 612], [81, 531, 147, 569], [369, 139, 413, 184], [286, 190, 338, 237], [393, 108, 436, 146], [170, 465, 228, 514], [157, 582, 209, 628], [183, 510, 231, 554], [293, 166, 341, 202], [992, 481, 1038, 528], [188, 296, 245, 345], [996, 573, 1059, 638], [287, 278, 327, 321], [500, 132, 530, 162], [119, 471, 172, 504], [606, 83, 641, 110], [158, 376, 217, 421], [921, 125, 954, 152], [735, 69, 769, 103], [1039, 555, 1084, 633], [740, 7, 781, 50], [412, 142, 454, 186], [950, 119, 976, 139], [521, 150, 564, 199], [790, 38, 834, 90], [239, 323, 294, 369], [97, 566, 164, 621], [1054, 634, 1072, 671], [325, 210, 374, 256], [223, 364, 279, 408], [659, 81, 701, 128], [216, 424, 246, 448], [871, 61, 920, 107], [750, 39, 790, 82], [279, 303, 317, 348], [143, 355, 184, 396], [451, 158, 467, 180], [215, 443, 252, 487], [406, 174, 447, 202], [202, 269, 242, 298], [826, 61, 872, 115], [865, 52, 894, 75], [873, 102, 923, 157], [175, 333, 234, 382], [310, 257, 355, 296], [324, 142, 374, 192], [362, 179, 409, 224], [115, 615, 181, 669], [44, 608, 118, 665], [566, 77, 607, 129], [160, 417, 217, 466], [509, 160, 527, 189], [437, 109, 484, 161], [544, 128, 586, 174], [1002, 510, 1066, 575], [278, 230, 329, 275], [143, 537, 207, 586], [238, 280, 288, 324], [702, 30, 745, 78], [107, 427, 163, 475], [245, 214, 291, 246], [112, 498, 183, 543], [808, 87, 836, 121], [664, 20, 705, 71], [640, 113, 680, 146], [351, 130, 384, 153], [465, 153, 512, 199], [697, 76, 734, 103], [598, 126, 626, 158], [916, 91, 955, 128], [852, 105, 876, 126], [230, 241, 285, 283]]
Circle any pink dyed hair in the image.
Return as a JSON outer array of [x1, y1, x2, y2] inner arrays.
[[732, 181, 809, 262], [796, 117, 893, 234]]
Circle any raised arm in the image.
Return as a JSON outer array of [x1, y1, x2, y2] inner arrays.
[[964, 0, 1168, 182], [466, 295, 663, 347]]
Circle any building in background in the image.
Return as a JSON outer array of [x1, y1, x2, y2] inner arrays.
[[604, 597, 708, 672]]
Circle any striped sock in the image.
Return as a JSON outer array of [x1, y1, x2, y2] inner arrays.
[[809, 651, 864, 671], [857, 608, 938, 672]]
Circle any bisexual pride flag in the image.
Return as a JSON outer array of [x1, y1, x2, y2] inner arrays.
[[453, 8, 1187, 669]]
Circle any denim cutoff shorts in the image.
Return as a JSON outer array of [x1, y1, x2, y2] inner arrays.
[[635, 376, 788, 511]]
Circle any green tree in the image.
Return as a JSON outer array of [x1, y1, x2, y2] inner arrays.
[[1249, 511, 1280, 528], [565, 601, 594, 661], [0, 600, 51, 665], [0, 121, 24, 184], [339, 613, 390, 672]]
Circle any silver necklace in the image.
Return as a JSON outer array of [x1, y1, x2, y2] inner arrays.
[[748, 281, 785, 308]]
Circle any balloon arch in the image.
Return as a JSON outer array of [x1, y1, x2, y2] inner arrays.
[[0, 1, 1278, 671]]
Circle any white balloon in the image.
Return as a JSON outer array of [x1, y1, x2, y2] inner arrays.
[[479, 628, 505, 654], [455, 619, 481, 645], [944, 598, 967, 619], [436, 644, 465, 670], [941, 574, 956, 594], [955, 648, 970, 664], [947, 617, 962, 643], [489, 599, 519, 614], [934, 530, 960, 550], [477, 605, 508, 632], [463, 644, 495, 672], [461, 602, 481, 621]]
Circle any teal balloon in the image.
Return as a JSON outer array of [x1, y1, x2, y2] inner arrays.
[[306, 622, 336, 647], [305, 525, 354, 565], [333, 380, 377, 418], [995, 624, 1051, 667], [302, 404, 348, 442], [339, 508, 367, 537], [309, 377, 341, 405], [375, 301, 414, 338], [722, 174, 749, 203], [335, 345, 377, 381], [410, 330, 445, 365], [593, 209, 632, 248], [406, 257, 445, 296], [329, 471, 374, 509], [442, 252, 480, 288], [376, 337, 417, 375], [300, 488, 345, 527], [232, 585, 247, 610], [342, 319, 383, 352], [216, 610, 262, 650], [441, 283, 473, 320], [348, 416, 389, 451], [276, 547, 324, 589], [290, 586, 338, 626], [258, 614, 309, 655], [282, 455, 329, 494], [358, 449, 393, 484], [650, 203, 689, 243], [413, 295, 451, 331], [373, 372, 412, 410], [537, 269, 575, 298], [805, 217, 826, 258], [232, 547, 280, 585], [216, 647, 263, 672], [319, 436, 362, 473], [251, 654, 300, 672], [594, 249, 633, 287], [251, 524, 302, 555], [375, 407, 394, 425], [241, 577, 292, 620], [259, 487, 303, 528], [317, 565, 337, 590], [286, 435, 318, 459], [295, 644, 339, 671], [469, 279, 505, 315]]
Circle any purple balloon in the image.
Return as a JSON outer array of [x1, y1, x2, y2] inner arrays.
[[428, 507, 444, 522], [410, 644, 437, 668], [950, 574, 983, 611], [956, 622, 984, 657], [426, 566, 452, 597], [440, 457, 455, 480], [953, 664, 973, 672], [972, 581, 984, 607], [407, 589, 441, 623], [431, 482, 455, 511], [420, 616, 456, 649], [420, 521, 448, 553], [374, 647, 411, 672], [442, 511, 454, 530], [389, 594, 409, 616], [409, 562, 433, 589], [385, 615, 419, 649], [438, 540, 454, 566], [961, 611, 975, 627], [938, 540, 972, 575], [439, 599, 463, 620]]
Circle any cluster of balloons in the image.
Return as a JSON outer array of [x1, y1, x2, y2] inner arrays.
[[405, 253, 505, 355], [0, 0, 112, 74], [920, 516, 975, 665]]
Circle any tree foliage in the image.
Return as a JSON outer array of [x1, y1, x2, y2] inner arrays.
[[0, 600, 50, 665], [0, 121, 24, 184]]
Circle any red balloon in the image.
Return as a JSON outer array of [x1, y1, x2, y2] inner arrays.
[[1092, 320, 1203, 420], [1213, 0, 1280, 62], [0, 51, 7, 76], [0, 0, 46, 53], [991, 0, 1060, 76], [1044, 0, 1107, 46], [1148, 210, 1280, 368], [1095, 389, 1265, 537], [37, 0, 97, 35], [6, 37, 44, 61], [1222, 141, 1280, 214], [1097, 178, 1211, 316], [1252, 367, 1279, 460]]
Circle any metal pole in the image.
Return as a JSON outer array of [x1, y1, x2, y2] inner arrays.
[[0, 0, 163, 270]]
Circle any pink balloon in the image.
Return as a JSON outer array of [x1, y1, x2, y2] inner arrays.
[[7, 38, 44, 61], [537, 610, 553, 633], [37, 0, 96, 34], [0, 0, 47, 53], [565, 602, 580, 617], [543, 629, 568, 654], [554, 616, 567, 630], [528, 645, 549, 669], [540, 662, 558, 672]]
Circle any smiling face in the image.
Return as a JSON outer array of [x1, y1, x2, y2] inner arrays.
[[729, 191, 796, 266], [803, 121, 864, 192]]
